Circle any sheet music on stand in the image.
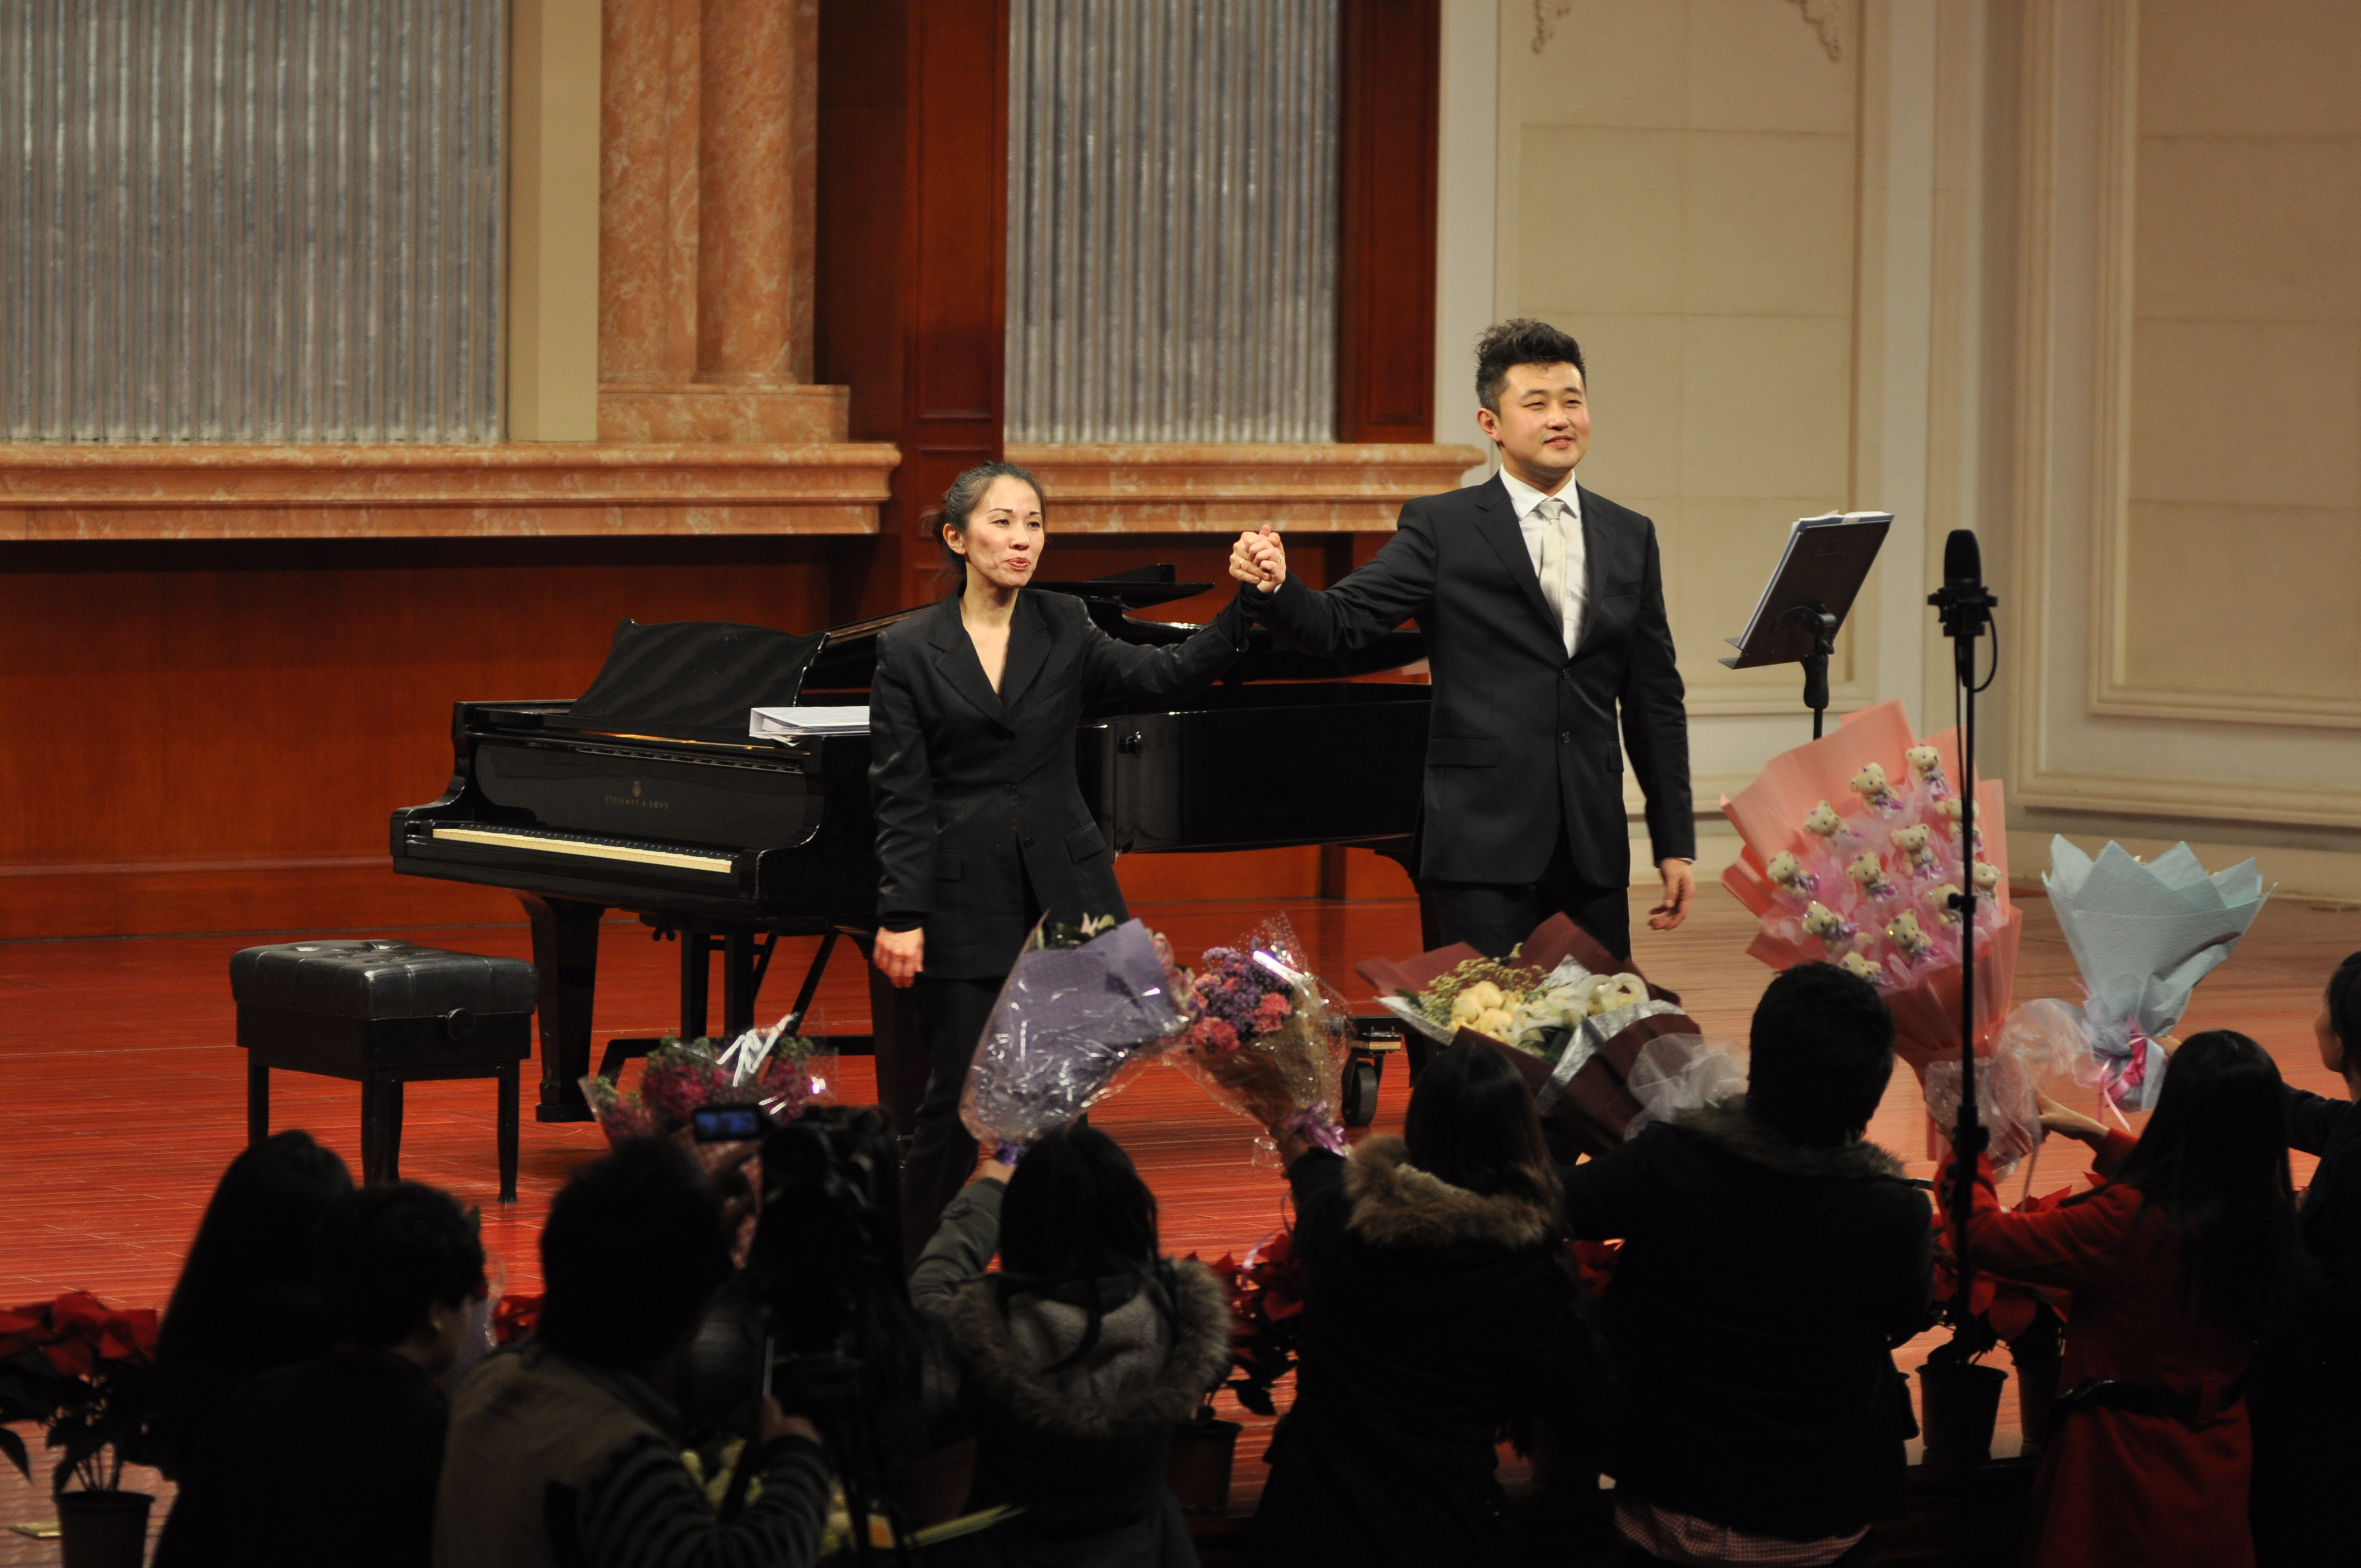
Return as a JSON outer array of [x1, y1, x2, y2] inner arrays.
[[1721, 511, 1894, 671]]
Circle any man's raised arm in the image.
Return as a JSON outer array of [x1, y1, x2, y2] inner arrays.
[[1224, 511, 1438, 656]]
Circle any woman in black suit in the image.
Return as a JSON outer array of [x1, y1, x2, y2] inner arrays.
[[870, 461, 1250, 1260]]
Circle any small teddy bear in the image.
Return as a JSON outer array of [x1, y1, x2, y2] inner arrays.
[[1890, 823, 1940, 873], [1840, 951, 1881, 981], [1849, 761, 1903, 814], [1846, 850, 1896, 901], [1766, 850, 1815, 894], [1924, 882, 1964, 926], [1971, 861, 2001, 893], [1802, 901, 1853, 946], [1906, 744, 1952, 796], [1886, 909, 1933, 958], [1803, 800, 1843, 839]]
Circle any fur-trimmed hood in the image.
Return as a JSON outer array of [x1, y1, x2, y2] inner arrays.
[[1669, 1101, 1906, 1181], [1343, 1136, 1557, 1250], [943, 1260, 1231, 1444]]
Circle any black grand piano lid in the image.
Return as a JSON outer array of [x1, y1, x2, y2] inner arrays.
[[560, 618, 826, 744]]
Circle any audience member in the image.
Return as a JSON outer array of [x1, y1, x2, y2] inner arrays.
[[909, 1124, 1231, 1565], [157, 1181, 484, 1568], [1247, 1043, 1605, 1568], [434, 1138, 830, 1568], [2248, 950, 2361, 1567], [1984, 1030, 2304, 1568], [1564, 962, 1930, 1567], [153, 1131, 354, 1478]]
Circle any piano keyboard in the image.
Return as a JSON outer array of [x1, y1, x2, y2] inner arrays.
[[427, 826, 736, 876]]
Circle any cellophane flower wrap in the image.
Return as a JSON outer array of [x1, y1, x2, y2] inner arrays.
[[2039, 837, 2269, 1114], [580, 1030, 836, 1151], [1720, 700, 2020, 1079], [960, 916, 1193, 1148], [1359, 913, 1699, 1157], [1172, 914, 1353, 1161]]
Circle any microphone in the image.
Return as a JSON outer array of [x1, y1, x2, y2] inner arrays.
[[1943, 529, 1980, 591], [1928, 527, 1995, 643]]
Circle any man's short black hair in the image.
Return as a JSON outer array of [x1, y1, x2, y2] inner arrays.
[[316, 1182, 485, 1350], [1475, 318, 1587, 415], [537, 1139, 732, 1369], [1746, 963, 1897, 1147]]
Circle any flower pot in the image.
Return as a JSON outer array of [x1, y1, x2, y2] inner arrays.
[[1917, 1359, 2007, 1468], [1167, 1417, 1241, 1514], [57, 1489, 152, 1568], [2013, 1342, 2064, 1458]]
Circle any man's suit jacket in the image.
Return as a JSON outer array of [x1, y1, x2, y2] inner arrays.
[[1247, 476, 1693, 889], [869, 587, 1249, 978]]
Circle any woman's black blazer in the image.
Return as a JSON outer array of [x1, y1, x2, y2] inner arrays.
[[869, 588, 1249, 978]]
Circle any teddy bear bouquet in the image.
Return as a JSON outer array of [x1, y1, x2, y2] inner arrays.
[[1720, 700, 2021, 1077]]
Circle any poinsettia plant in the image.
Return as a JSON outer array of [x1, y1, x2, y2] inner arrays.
[[1930, 1183, 2077, 1354], [1189, 1227, 1309, 1418], [0, 1292, 166, 1495]]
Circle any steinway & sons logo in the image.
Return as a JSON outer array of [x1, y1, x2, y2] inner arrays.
[[602, 778, 669, 810]]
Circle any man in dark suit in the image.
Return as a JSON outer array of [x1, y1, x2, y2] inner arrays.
[[1228, 319, 1694, 961]]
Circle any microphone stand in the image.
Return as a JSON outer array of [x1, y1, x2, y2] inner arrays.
[[1928, 536, 1996, 1475]]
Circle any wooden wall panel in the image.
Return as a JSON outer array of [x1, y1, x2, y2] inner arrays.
[[1, 539, 834, 937], [1336, 0, 1441, 442], [816, 0, 1009, 620]]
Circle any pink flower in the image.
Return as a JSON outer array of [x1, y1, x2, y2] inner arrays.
[[1252, 992, 1293, 1032]]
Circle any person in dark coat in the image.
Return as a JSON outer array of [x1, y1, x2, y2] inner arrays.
[[869, 461, 1252, 1261], [1563, 962, 1930, 1566], [152, 1131, 354, 1487], [1248, 1042, 1606, 1568], [2250, 949, 2361, 1567], [1977, 1031, 2306, 1568], [157, 1180, 485, 1568], [910, 1125, 1231, 1568]]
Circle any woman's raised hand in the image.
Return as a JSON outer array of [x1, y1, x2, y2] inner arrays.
[[873, 926, 924, 988], [1228, 525, 1286, 591], [2037, 1093, 2109, 1147]]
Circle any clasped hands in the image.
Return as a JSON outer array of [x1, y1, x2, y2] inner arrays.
[[1228, 525, 1287, 592]]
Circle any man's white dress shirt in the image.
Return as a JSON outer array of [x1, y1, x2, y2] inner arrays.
[[1498, 466, 1585, 657]]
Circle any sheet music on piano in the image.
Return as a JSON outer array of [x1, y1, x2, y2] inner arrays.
[[749, 705, 869, 740]]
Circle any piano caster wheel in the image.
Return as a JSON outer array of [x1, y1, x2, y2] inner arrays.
[[1340, 1057, 1382, 1128]]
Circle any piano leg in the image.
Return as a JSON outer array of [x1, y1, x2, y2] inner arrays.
[[721, 929, 755, 1038], [519, 893, 605, 1123], [681, 930, 711, 1039], [858, 934, 930, 1138]]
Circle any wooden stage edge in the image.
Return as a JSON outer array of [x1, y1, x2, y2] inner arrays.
[[2, 886, 2355, 1563]]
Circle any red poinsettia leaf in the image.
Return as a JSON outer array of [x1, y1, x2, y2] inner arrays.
[[0, 1309, 43, 1336], [1967, 1275, 1996, 1317], [43, 1338, 94, 1379]]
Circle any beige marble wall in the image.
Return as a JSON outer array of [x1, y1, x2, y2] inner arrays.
[[2005, 0, 2361, 894], [2117, 0, 2361, 719]]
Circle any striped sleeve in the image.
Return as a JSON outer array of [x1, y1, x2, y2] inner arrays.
[[574, 1432, 830, 1568]]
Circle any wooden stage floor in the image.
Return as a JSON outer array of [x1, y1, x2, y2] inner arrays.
[[2, 883, 2355, 1553]]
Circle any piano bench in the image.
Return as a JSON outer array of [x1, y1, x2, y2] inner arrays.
[[230, 940, 539, 1203]]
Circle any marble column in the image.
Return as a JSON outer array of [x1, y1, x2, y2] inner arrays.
[[598, 0, 842, 441]]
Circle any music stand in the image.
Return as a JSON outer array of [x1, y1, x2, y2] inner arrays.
[[1720, 513, 1892, 737]]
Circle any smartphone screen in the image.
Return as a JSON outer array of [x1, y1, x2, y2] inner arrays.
[[692, 1105, 763, 1142]]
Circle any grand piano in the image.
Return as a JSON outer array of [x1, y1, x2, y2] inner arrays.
[[391, 569, 1430, 1126]]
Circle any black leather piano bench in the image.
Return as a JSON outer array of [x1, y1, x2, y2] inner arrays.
[[229, 940, 538, 1203]]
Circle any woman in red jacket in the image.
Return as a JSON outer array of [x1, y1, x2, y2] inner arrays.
[[1953, 1030, 2305, 1568]]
